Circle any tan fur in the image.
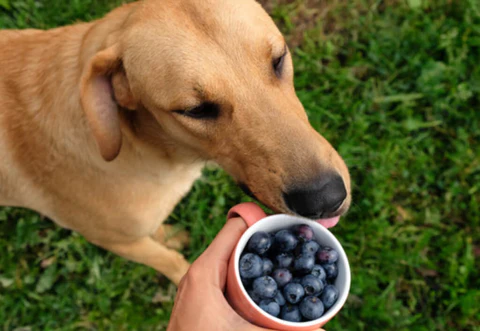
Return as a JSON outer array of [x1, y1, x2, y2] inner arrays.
[[0, 0, 350, 285]]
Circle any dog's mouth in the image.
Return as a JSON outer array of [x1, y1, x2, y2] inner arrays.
[[238, 182, 341, 228]]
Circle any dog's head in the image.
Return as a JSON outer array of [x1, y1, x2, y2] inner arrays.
[[80, 0, 351, 222]]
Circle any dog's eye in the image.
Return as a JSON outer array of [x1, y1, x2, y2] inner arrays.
[[273, 48, 287, 77], [175, 102, 220, 119]]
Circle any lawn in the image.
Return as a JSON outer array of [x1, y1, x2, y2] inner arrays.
[[1, 0, 479, 330]]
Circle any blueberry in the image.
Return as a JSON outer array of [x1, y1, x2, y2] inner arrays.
[[302, 241, 320, 255], [292, 224, 314, 241], [293, 254, 315, 274], [259, 299, 280, 317], [300, 274, 324, 296], [247, 231, 272, 255], [239, 253, 263, 279], [272, 268, 293, 287], [247, 290, 262, 304], [262, 258, 274, 275], [275, 252, 294, 268], [291, 277, 302, 284], [280, 304, 302, 322], [253, 276, 278, 299], [241, 276, 252, 288], [274, 291, 286, 306], [299, 296, 325, 320], [311, 264, 327, 283], [322, 263, 338, 280], [274, 230, 298, 252], [283, 283, 305, 304], [316, 246, 339, 264], [321, 285, 339, 309], [269, 232, 276, 243]]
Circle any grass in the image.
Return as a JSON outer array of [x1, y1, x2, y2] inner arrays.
[[1, 0, 479, 330]]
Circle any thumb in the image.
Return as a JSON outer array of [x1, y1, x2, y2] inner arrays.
[[199, 217, 248, 264]]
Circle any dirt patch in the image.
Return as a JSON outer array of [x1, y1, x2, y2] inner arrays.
[[257, 0, 335, 48], [257, 0, 402, 48]]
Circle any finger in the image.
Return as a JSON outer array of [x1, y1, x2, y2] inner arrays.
[[199, 216, 247, 264], [191, 217, 247, 289]]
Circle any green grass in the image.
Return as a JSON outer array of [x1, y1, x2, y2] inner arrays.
[[1, 0, 479, 330]]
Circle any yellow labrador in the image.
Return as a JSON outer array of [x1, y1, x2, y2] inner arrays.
[[0, 0, 351, 285]]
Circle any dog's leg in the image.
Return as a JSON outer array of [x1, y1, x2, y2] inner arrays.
[[151, 224, 190, 251], [101, 237, 190, 285]]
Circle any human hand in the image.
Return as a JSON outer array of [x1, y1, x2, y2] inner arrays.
[[167, 217, 325, 331]]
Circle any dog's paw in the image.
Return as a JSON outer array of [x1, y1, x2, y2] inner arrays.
[[152, 224, 190, 251]]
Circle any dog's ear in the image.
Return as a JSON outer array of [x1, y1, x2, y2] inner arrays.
[[80, 44, 136, 162]]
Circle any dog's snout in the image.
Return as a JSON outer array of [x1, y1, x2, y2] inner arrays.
[[284, 174, 347, 218]]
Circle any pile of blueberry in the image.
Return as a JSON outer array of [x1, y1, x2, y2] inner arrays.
[[239, 224, 340, 322]]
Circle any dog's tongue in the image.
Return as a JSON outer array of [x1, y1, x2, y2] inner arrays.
[[315, 216, 340, 228]]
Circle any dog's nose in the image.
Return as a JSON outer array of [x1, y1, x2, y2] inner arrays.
[[284, 174, 347, 218]]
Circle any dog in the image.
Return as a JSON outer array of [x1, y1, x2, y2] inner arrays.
[[0, 0, 351, 285]]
